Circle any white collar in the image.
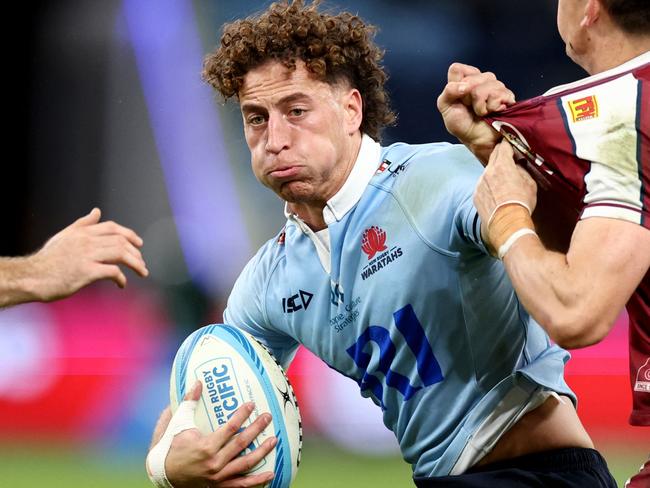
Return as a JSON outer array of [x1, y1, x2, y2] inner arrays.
[[283, 134, 382, 225], [544, 50, 650, 96]]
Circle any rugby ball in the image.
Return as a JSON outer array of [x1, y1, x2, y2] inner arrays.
[[170, 324, 302, 488]]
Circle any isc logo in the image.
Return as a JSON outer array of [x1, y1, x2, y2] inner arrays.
[[282, 290, 314, 314]]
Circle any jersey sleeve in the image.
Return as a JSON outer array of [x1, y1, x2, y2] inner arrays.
[[223, 244, 300, 369], [567, 69, 650, 228], [453, 188, 488, 254]]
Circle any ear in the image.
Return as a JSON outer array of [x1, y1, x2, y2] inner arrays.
[[580, 0, 601, 28], [342, 88, 363, 135]]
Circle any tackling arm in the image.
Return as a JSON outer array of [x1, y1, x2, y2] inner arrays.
[[504, 217, 649, 348], [475, 142, 650, 348]]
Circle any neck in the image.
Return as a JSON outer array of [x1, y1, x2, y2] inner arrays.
[[288, 205, 328, 231], [287, 132, 363, 231]]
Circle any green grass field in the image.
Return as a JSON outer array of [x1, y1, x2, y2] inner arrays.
[[0, 438, 645, 487]]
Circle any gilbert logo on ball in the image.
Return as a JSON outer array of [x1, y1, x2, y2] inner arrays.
[[170, 324, 302, 488]]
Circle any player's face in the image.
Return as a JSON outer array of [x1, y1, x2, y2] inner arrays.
[[239, 60, 362, 208]]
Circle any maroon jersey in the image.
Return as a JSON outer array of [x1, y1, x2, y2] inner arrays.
[[485, 52, 650, 426], [627, 456, 650, 488]]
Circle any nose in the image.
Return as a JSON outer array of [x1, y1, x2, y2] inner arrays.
[[265, 114, 290, 154]]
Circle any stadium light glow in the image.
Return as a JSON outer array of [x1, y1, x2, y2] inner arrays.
[[122, 0, 251, 293]]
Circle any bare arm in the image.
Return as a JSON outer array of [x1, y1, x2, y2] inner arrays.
[[0, 208, 148, 307], [475, 141, 650, 348], [502, 218, 649, 348]]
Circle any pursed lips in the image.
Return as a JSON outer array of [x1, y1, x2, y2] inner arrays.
[[268, 165, 303, 180]]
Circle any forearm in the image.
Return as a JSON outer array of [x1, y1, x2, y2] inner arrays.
[[0, 256, 43, 307], [502, 237, 617, 348]]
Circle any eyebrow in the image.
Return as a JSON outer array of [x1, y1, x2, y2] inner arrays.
[[241, 92, 313, 113]]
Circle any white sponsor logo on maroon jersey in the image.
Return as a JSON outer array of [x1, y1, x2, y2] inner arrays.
[[634, 358, 650, 393]]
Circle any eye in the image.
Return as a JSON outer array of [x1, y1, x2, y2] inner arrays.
[[289, 108, 306, 117], [247, 114, 266, 126]]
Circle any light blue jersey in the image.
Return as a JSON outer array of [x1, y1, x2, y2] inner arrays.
[[224, 136, 574, 477]]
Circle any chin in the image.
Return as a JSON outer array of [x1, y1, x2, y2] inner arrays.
[[280, 182, 315, 202], [566, 48, 581, 69], [565, 43, 591, 74]]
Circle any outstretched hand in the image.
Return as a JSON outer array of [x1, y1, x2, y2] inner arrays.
[[437, 62, 516, 164], [149, 381, 277, 488], [30, 207, 148, 301]]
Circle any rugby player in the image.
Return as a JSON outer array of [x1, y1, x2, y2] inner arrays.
[[437, 1, 649, 485], [146, 2, 617, 487]]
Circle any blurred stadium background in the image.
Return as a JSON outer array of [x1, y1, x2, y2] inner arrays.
[[1, 0, 647, 486]]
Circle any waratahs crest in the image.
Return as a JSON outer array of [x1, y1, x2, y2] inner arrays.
[[361, 226, 388, 259]]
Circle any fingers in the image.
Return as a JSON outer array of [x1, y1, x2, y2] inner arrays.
[[66, 209, 145, 249], [217, 470, 274, 487], [90, 220, 144, 248], [439, 65, 515, 118], [217, 412, 273, 466], [515, 165, 538, 193], [184, 380, 202, 402], [214, 436, 277, 483], [465, 77, 515, 116], [447, 62, 481, 82], [93, 264, 127, 289], [93, 236, 148, 277], [71, 208, 102, 228], [488, 139, 515, 167], [162, 396, 276, 487], [481, 140, 537, 215], [206, 402, 257, 452], [436, 81, 472, 114], [438, 63, 485, 111]]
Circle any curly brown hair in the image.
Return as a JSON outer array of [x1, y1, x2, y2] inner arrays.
[[202, 0, 396, 141]]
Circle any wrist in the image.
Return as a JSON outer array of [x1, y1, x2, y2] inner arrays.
[[497, 228, 538, 260], [468, 141, 496, 166], [0, 256, 43, 307], [487, 204, 535, 252], [466, 125, 499, 166]]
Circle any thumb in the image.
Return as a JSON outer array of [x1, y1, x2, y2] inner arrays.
[[72, 207, 101, 227], [494, 139, 515, 165], [184, 380, 202, 402]]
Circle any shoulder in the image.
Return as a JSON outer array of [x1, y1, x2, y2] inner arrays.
[[371, 141, 486, 253], [375, 141, 483, 200], [381, 141, 480, 169], [236, 228, 287, 286], [225, 228, 286, 326]]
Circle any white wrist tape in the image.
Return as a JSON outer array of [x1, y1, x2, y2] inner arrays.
[[497, 228, 537, 260], [146, 400, 199, 488], [486, 200, 532, 230]]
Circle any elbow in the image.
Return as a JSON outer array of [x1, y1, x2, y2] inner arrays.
[[539, 310, 613, 349]]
